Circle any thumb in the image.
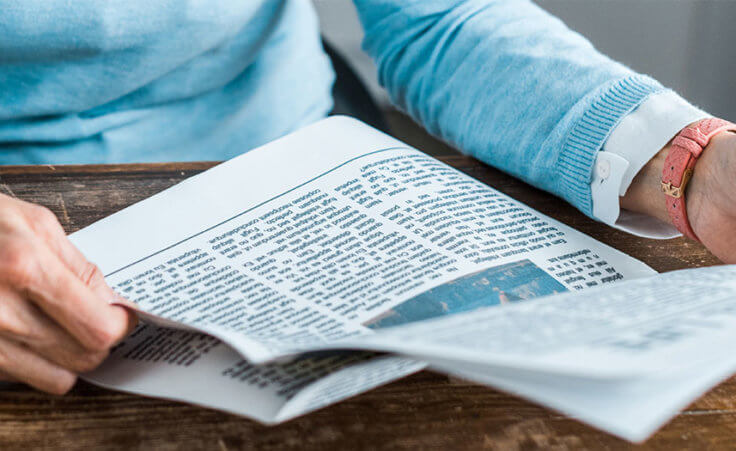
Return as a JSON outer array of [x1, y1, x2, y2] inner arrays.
[[85, 267, 139, 337]]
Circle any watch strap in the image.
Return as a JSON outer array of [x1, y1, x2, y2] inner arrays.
[[662, 118, 736, 241]]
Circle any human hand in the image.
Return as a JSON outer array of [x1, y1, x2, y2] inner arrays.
[[0, 194, 136, 393], [622, 127, 736, 263]]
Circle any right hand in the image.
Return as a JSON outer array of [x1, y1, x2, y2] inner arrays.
[[0, 193, 136, 394]]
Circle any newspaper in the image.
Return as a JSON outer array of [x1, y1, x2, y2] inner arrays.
[[70, 117, 736, 442]]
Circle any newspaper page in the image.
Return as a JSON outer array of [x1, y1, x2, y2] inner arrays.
[[345, 265, 736, 378], [74, 117, 654, 425], [88, 325, 424, 424], [356, 266, 736, 441]]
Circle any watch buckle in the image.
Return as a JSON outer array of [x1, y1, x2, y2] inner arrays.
[[661, 168, 694, 199]]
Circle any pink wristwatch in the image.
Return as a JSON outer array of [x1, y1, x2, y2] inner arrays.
[[661, 118, 736, 241]]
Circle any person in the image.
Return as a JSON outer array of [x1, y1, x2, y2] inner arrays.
[[0, 0, 734, 394]]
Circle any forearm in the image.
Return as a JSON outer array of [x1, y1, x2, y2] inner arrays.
[[353, 0, 665, 216]]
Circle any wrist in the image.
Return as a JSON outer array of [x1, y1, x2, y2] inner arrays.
[[620, 143, 671, 225], [621, 128, 736, 232]]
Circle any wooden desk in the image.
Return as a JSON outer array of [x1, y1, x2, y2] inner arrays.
[[0, 158, 729, 450]]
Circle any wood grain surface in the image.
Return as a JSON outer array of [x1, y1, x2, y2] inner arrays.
[[0, 157, 729, 450]]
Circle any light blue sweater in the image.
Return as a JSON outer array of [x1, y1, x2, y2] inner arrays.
[[0, 0, 667, 217]]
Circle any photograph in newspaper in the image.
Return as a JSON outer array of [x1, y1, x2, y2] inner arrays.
[[365, 259, 566, 328]]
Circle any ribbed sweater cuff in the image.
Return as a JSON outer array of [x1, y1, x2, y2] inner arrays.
[[557, 75, 665, 217]]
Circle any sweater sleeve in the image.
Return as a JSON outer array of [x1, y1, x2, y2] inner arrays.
[[352, 0, 667, 216]]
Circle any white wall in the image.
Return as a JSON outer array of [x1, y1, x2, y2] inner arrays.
[[314, 0, 736, 119]]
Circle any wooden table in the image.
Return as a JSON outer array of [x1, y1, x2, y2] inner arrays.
[[0, 157, 730, 450]]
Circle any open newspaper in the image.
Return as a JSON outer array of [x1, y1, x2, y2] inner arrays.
[[70, 117, 736, 442]]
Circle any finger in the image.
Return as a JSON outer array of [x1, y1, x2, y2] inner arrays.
[[0, 288, 109, 373], [0, 335, 76, 395], [4, 245, 131, 352], [84, 266, 139, 335], [20, 203, 97, 282], [19, 204, 139, 334]]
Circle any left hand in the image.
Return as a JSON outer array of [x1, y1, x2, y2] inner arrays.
[[622, 128, 736, 263]]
